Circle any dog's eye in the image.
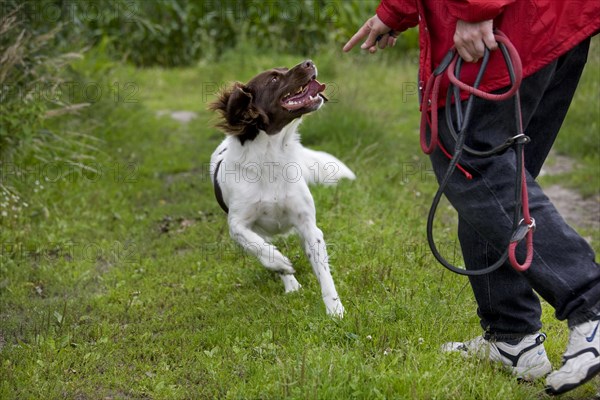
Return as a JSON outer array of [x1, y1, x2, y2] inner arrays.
[[270, 76, 279, 83]]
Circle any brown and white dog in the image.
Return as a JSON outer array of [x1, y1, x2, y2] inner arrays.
[[209, 60, 355, 317]]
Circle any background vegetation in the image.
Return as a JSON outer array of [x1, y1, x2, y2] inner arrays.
[[0, 1, 598, 399]]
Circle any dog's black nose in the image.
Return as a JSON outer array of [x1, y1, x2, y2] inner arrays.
[[302, 60, 314, 70]]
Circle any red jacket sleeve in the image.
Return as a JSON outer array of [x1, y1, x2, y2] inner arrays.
[[376, 0, 419, 32], [445, 0, 515, 22]]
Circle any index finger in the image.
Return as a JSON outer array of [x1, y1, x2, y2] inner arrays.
[[343, 23, 371, 52]]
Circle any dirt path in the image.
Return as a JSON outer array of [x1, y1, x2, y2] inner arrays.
[[156, 110, 198, 123], [540, 153, 600, 234]]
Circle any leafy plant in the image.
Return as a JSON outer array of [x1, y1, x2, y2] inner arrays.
[[35, 0, 418, 67]]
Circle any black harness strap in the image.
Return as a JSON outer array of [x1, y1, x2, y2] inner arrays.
[[213, 159, 229, 214]]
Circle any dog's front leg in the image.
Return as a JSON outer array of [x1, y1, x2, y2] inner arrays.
[[228, 221, 295, 275], [295, 219, 344, 317], [279, 273, 301, 293]]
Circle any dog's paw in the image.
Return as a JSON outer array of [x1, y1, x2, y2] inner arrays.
[[280, 274, 302, 293], [324, 297, 345, 318], [263, 254, 295, 275]]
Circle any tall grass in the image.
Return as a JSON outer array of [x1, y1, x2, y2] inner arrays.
[[25, 0, 418, 67], [0, 0, 415, 160]]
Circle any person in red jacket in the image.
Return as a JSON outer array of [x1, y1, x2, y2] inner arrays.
[[345, 0, 600, 395]]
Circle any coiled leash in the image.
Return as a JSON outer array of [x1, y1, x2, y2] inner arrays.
[[420, 30, 535, 276]]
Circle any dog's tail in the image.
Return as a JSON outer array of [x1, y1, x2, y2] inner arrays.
[[300, 148, 356, 186]]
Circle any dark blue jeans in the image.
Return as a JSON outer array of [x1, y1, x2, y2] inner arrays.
[[429, 38, 600, 340]]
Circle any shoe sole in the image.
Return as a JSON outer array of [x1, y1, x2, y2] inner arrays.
[[442, 338, 552, 381], [545, 358, 600, 396]]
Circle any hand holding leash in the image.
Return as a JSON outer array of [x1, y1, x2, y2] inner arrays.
[[453, 19, 498, 63]]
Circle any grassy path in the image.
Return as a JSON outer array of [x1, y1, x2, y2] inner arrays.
[[1, 45, 598, 399]]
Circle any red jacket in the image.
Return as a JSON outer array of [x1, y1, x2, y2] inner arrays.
[[376, 0, 600, 107]]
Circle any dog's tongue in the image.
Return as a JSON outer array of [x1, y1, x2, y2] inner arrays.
[[308, 78, 326, 94], [290, 79, 326, 100], [283, 79, 327, 111], [315, 79, 328, 101]]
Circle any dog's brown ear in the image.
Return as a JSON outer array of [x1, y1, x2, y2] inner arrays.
[[225, 84, 253, 117], [210, 83, 268, 140]]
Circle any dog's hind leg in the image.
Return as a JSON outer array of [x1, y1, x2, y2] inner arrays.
[[229, 221, 295, 275]]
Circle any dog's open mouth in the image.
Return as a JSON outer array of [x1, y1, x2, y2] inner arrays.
[[281, 77, 327, 111]]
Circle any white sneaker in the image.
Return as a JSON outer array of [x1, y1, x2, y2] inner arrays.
[[442, 332, 552, 381], [546, 317, 600, 395]]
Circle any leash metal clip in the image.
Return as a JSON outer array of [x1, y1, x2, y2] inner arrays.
[[523, 217, 536, 232], [509, 133, 530, 145], [510, 217, 536, 243], [497, 133, 531, 154]]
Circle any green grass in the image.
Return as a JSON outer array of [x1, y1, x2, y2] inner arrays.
[[0, 41, 598, 399]]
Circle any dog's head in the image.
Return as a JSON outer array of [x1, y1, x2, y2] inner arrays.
[[210, 60, 327, 143]]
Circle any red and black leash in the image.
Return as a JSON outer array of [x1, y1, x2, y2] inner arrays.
[[421, 30, 535, 275]]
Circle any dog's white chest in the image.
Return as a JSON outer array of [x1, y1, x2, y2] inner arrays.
[[253, 200, 294, 236], [212, 128, 312, 237], [245, 157, 303, 236]]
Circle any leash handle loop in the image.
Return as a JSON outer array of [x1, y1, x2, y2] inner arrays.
[[422, 29, 535, 275], [446, 31, 522, 102]]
